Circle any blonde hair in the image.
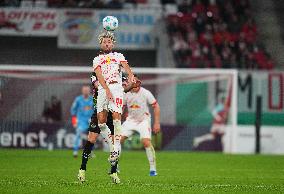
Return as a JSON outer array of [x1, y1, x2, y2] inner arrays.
[[98, 31, 116, 44]]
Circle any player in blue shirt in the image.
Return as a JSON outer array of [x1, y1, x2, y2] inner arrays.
[[71, 85, 94, 157]]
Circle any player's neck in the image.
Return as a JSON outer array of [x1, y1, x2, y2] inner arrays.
[[131, 87, 141, 93], [100, 50, 113, 54]]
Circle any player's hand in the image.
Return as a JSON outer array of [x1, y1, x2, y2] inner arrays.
[[153, 122, 161, 134], [106, 89, 114, 102], [71, 116, 77, 128], [128, 74, 136, 83]]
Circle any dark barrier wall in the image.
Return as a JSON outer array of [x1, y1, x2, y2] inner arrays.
[[0, 36, 156, 67], [0, 121, 220, 151]]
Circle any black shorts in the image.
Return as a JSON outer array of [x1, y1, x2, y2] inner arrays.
[[88, 112, 114, 135]]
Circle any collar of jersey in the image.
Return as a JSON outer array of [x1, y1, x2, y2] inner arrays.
[[99, 50, 113, 55]]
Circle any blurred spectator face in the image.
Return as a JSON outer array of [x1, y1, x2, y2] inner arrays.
[[51, 96, 58, 105], [231, 14, 238, 23], [253, 45, 259, 52], [4, 0, 20, 7], [239, 40, 246, 51], [82, 86, 91, 97], [64, 0, 77, 7], [209, 0, 216, 5], [48, 0, 63, 7]]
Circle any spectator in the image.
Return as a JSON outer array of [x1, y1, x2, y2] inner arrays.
[[42, 96, 62, 123], [172, 32, 189, 67], [93, 0, 104, 8], [107, 0, 123, 9], [228, 14, 242, 33], [42, 100, 52, 123], [63, 0, 77, 8], [241, 18, 257, 44], [78, 0, 94, 8], [49, 95, 62, 122], [0, 91, 2, 104], [48, 0, 63, 7], [1, 0, 20, 7], [166, 0, 273, 69], [160, 0, 176, 4], [178, 0, 191, 13]]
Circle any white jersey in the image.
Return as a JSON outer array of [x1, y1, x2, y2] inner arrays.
[[124, 87, 157, 122], [93, 52, 127, 90]]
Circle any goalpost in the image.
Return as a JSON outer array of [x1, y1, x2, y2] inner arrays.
[[0, 65, 238, 152]]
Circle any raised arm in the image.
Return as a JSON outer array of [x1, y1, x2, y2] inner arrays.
[[120, 61, 135, 83]]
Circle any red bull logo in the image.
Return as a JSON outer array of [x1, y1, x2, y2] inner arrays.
[[101, 56, 117, 65], [129, 104, 141, 109], [84, 106, 92, 110]]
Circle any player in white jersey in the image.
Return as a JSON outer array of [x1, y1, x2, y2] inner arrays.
[[93, 31, 135, 174], [121, 75, 161, 176]]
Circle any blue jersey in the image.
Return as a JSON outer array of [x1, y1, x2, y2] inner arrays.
[[71, 95, 94, 130]]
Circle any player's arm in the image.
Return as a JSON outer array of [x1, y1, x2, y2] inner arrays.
[[212, 104, 223, 122], [123, 78, 141, 93], [120, 61, 135, 83], [94, 66, 114, 102], [71, 97, 79, 128], [152, 102, 161, 134], [146, 90, 161, 134]]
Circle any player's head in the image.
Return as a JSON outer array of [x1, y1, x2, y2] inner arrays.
[[98, 31, 116, 52], [82, 85, 91, 97], [131, 74, 141, 92]]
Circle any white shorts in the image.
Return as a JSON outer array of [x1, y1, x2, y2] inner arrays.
[[97, 83, 124, 114], [121, 117, 152, 139]]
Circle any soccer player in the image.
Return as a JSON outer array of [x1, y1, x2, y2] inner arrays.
[[78, 73, 137, 184], [93, 31, 135, 163], [71, 85, 94, 157], [193, 97, 229, 151], [121, 75, 161, 176]]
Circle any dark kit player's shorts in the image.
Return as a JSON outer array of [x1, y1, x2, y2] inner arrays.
[[88, 112, 114, 135]]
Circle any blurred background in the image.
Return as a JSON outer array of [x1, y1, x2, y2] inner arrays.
[[0, 0, 283, 154]]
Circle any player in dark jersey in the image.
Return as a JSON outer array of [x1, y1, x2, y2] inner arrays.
[[78, 72, 138, 183]]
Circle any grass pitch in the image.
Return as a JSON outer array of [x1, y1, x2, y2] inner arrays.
[[0, 149, 284, 194]]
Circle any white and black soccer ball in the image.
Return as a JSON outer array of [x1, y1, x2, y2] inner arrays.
[[102, 16, 119, 31]]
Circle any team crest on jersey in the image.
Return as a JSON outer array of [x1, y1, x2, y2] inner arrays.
[[130, 104, 141, 109], [101, 56, 117, 65]]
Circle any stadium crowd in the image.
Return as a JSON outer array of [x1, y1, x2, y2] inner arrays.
[[166, 0, 274, 69], [0, 0, 275, 69], [0, 0, 154, 8]]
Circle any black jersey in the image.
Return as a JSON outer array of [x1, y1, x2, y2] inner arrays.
[[89, 72, 114, 134], [90, 72, 98, 108]]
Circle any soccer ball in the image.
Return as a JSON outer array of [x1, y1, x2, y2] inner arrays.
[[102, 16, 118, 31]]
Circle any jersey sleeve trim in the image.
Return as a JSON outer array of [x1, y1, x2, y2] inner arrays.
[[151, 101, 158, 107]]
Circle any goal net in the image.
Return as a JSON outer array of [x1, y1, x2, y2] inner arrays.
[[0, 65, 237, 152]]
